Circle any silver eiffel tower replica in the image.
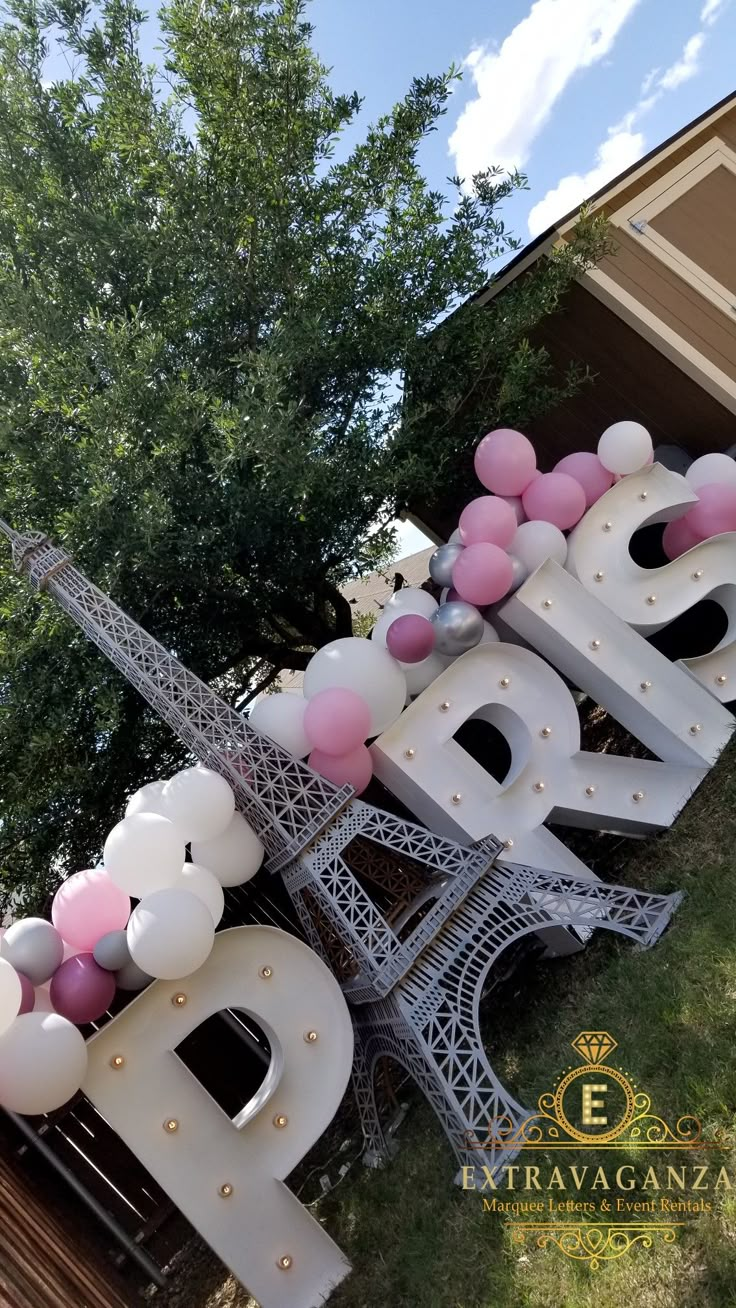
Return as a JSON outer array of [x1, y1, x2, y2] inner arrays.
[[0, 520, 682, 1178]]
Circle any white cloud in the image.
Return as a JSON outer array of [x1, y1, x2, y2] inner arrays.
[[526, 4, 730, 239], [527, 128, 645, 235], [658, 32, 705, 90], [448, 0, 642, 182], [701, 0, 729, 25]]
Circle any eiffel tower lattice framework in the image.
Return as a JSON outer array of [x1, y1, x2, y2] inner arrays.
[[0, 520, 682, 1178]]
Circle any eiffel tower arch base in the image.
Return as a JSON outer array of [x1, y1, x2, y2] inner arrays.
[[348, 865, 683, 1183]]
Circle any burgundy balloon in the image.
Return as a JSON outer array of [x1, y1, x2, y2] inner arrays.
[[49, 953, 116, 1025], [385, 613, 435, 664]]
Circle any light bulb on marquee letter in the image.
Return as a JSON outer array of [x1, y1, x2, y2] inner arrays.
[[372, 577, 732, 915], [83, 927, 353, 1308], [565, 462, 736, 704]]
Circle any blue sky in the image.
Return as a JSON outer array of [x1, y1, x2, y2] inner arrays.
[[312, 0, 735, 241]]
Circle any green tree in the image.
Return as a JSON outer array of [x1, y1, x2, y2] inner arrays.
[[0, 0, 605, 910]]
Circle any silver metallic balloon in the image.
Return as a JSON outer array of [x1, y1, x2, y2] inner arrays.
[[93, 929, 131, 973], [429, 542, 464, 589], [114, 959, 153, 991], [430, 601, 484, 657], [1, 918, 64, 986], [507, 552, 530, 594]]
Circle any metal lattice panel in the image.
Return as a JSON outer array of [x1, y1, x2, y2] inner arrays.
[[0, 526, 352, 869], [352, 867, 682, 1177]]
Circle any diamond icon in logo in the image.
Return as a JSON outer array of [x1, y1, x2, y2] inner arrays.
[[571, 1031, 617, 1065]]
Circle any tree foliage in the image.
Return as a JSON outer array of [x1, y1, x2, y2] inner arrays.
[[0, 0, 606, 909]]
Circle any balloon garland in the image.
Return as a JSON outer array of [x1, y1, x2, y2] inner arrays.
[[1, 419, 734, 1116], [0, 766, 263, 1115]]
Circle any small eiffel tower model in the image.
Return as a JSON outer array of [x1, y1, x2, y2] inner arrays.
[[0, 520, 682, 1178]]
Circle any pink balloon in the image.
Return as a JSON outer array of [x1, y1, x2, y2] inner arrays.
[[687, 483, 736, 540], [385, 614, 435, 664], [452, 542, 514, 607], [459, 496, 517, 548], [554, 452, 614, 508], [16, 971, 35, 1015], [308, 745, 373, 795], [662, 517, 700, 560], [474, 429, 537, 496], [303, 688, 372, 756], [497, 494, 526, 526], [52, 868, 131, 951], [522, 472, 586, 531], [49, 953, 116, 1025]]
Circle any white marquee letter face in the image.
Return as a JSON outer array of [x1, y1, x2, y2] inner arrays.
[[83, 927, 353, 1308], [565, 462, 736, 703], [372, 570, 732, 888]]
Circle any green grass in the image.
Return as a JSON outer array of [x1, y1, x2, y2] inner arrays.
[[314, 742, 736, 1308]]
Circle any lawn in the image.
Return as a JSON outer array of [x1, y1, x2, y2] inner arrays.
[[165, 736, 736, 1308]]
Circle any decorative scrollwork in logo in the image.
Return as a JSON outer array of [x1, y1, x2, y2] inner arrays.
[[509, 1223, 681, 1270], [464, 1031, 712, 1152]]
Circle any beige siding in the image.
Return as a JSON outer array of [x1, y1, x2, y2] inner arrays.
[[599, 228, 736, 383], [650, 165, 736, 292], [596, 107, 736, 217]]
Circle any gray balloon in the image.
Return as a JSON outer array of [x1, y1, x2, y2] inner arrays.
[[428, 543, 465, 589], [93, 930, 131, 973], [431, 601, 484, 657], [1, 918, 64, 986], [114, 959, 153, 992], [507, 552, 530, 594]]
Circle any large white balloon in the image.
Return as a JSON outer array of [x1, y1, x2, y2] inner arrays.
[[127, 889, 215, 980], [161, 767, 235, 843], [598, 421, 652, 475], [103, 813, 184, 897], [0, 959, 21, 1038], [383, 587, 438, 619], [191, 812, 264, 888], [511, 520, 568, 574], [403, 651, 446, 696], [248, 693, 311, 758], [304, 637, 406, 735], [686, 452, 736, 491], [125, 779, 168, 819], [1, 918, 64, 986], [175, 863, 225, 926], [0, 1012, 88, 1114]]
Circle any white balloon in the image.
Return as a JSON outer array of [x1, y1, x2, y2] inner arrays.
[[175, 863, 225, 926], [511, 520, 568, 573], [33, 984, 55, 1013], [161, 767, 235, 843], [598, 421, 652, 475], [507, 552, 530, 593], [125, 779, 169, 819], [191, 812, 264, 888], [480, 620, 500, 644], [304, 637, 406, 735], [0, 959, 21, 1038], [369, 611, 396, 650], [0, 1012, 88, 1115], [103, 813, 185, 897], [127, 889, 215, 981], [248, 693, 311, 758], [383, 586, 438, 619], [448, 528, 462, 545], [403, 651, 446, 696], [686, 452, 736, 491]]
